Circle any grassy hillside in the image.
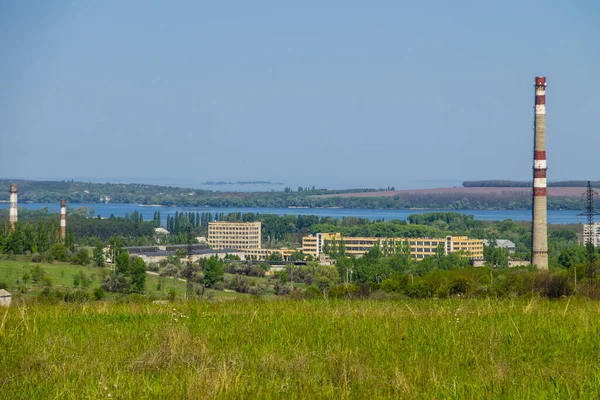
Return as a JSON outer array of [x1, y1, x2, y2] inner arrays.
[[1, 298, 599, 398], [0, 259, 244, 300]]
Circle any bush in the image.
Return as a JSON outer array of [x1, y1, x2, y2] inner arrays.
[[93, 287, 106, 300], [274, 282, 291, 296], [303, 285, 323, 299], [41, 275, 53, 287], [167, 289, 177, 302], [71, 248, 91, 266], [227, 275, 251, 293], [0, 282, 7, 290], [30, 265, 45, 284], [328, 284, 360, 299], [147, 262, 160, 272], [448, 275, 473, 296], [405, 282, 426, 298], [101, 272, 131, 293], [543, 271, 574, 298], [381, 273, 409, 293], [63, 290, 91, 303], [248, 286, 263, 296], [51, 244, 68, 262], [160, 264, 179, 278]]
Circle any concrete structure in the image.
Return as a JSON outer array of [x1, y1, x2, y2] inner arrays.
[[208, 221, 261, 250], [0, 289, 11, 307], [9, 184, 17, 230], [244, 247, 299, 261], [583, 222, 600, 247], [472, 260, 530, 268], [532, 76, 549, 269], [60, 199, 67, 240], [483, 239, 516, 253], [128, 247, 245, 264], [302, 233, 484, 261]]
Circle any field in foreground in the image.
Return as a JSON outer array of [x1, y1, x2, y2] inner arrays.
[[1, 298, 600, 399]]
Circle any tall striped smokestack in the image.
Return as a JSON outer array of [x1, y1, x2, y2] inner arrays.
[[60, 199, 67, 240], [532, 76, 548, 269], [9, 184, 18, 231]]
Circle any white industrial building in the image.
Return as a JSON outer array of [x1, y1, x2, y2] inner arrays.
[[583, 222, 600, 247]]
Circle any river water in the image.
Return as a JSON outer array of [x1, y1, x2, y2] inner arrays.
[[0, 203, 585, 224]]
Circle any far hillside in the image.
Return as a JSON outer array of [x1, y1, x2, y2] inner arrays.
[[463, 180, 600, 188]]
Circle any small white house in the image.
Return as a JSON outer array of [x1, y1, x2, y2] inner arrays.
[[0, 289, 12, 307]]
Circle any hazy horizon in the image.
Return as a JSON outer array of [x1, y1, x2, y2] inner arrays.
[[2, 2, 599, 188]]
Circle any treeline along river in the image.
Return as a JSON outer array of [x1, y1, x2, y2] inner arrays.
[[0, 203, 585, 224]]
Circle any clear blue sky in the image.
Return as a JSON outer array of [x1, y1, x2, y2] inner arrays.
[[1, 1, 599, 189]]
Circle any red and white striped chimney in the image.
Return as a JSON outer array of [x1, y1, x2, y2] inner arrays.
[[9, 184, 18, 231], [532, 76, 548, 269], [60, 199, 67, 240]]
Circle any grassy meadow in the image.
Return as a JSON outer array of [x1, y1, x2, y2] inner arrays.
[[1, 298, 600, 399], [0, 259, 251, 299]]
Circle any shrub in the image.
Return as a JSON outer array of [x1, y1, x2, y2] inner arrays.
[[30, 265, 45, 284], [93, 287, 106, 300], [227, 275, 251, 293], [381, 273, 409, 293], [274, 282, 291, 296], [63, 290, 91, 303], [167, 289, 177, 302], [303, 285, 323, 299], [405, 282, 426, 298], [545, 271, 574, 298], [160, 264, 179, 278], [448, 275, 473, 296], [0, 282, 7, 290], [248, 286, 263, 296], [147, 262, 160, 272], [71, 248, 91, 266], [51, 244, 68, 262], [328, 284, 360, 299]]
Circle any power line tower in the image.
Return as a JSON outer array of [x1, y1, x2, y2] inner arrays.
[[578, 181, 599, 282]]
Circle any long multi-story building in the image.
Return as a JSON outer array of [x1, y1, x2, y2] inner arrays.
[[302, 233, 483, 260], [243, 247, 299, 261], [208, 221, 262, 250], [583, 222, 600, 247]]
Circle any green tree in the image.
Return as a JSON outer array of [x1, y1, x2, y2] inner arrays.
[[115, 252, 130, 275], [203, 256, 224, 287], [130, 257, 146, 293], [93, 240, 105, 267]]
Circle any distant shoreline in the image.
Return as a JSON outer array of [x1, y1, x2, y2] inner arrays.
[[203, 181, 284, 186]]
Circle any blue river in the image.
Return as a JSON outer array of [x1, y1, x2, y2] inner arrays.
[[0, 203, 585, 224]]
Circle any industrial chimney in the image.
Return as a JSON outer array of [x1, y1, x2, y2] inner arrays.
[[60, 199, 67, 240], [9, 184, 17, 231], [532, 76, 548, 269]]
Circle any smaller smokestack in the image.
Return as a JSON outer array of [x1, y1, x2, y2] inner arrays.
[[9, 184, 18, 231], [60, 199, 67, 240]]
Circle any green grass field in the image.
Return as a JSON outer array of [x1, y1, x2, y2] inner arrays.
[[0, 259, 252, 299], [0, 258, 190, 298], [1, 298, 599, 398]]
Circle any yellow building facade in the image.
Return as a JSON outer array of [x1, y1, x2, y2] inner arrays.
[[302, 233, 483, 260], [208, 221, 262, 250]]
